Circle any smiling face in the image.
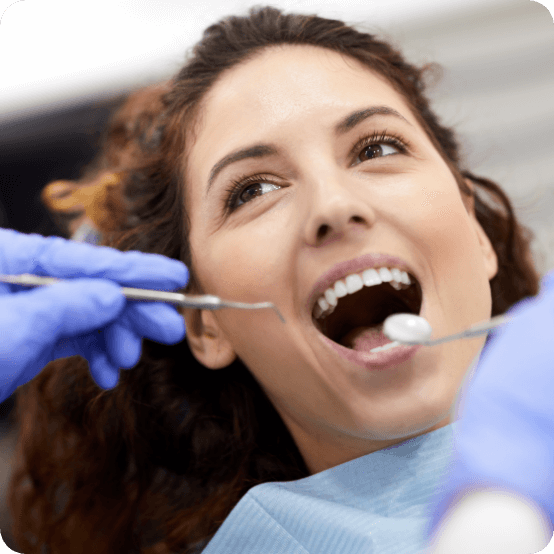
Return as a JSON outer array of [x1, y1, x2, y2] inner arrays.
[[182, 45, 498, 474]]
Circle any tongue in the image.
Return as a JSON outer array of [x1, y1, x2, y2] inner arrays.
[[339, 324, 391, 351]]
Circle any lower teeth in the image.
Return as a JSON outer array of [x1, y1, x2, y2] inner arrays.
[[371, 341, 401, 353]]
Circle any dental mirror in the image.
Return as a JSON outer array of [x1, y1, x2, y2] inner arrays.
[[373, 312, 512, 352]]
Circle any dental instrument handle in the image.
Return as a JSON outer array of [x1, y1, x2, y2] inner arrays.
[[0, 273, 286, 323], [403, 314, 513, 346]]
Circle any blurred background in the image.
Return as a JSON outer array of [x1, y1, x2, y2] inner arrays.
[[0, 0, 553, 547]]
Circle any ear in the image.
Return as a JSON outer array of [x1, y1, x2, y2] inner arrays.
[[181, 305, 237, 370], [463, 178, 498, 281]]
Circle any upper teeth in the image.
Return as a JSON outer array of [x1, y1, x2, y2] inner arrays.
[[313, 267, 412, 320]]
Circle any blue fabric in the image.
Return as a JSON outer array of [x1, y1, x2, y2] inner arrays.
[[71, 221, 103, 245], [203, 422, 459, 554]]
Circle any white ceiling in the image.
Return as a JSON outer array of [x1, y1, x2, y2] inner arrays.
[[0, 0, 520, 117]]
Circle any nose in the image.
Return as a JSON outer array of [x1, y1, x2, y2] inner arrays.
[[303, 171, 377, 247]]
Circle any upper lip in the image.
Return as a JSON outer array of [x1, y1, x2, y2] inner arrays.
[[306, 253, 419, 316]]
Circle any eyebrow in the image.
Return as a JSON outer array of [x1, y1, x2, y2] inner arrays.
[[206, 105, 412, 195]]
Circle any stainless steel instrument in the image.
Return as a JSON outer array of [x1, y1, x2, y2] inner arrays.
[[0, 273, 286, 323]]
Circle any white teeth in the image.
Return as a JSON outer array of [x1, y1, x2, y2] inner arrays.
[[345, 273, 364, 294], [313, 302, 323, 319], [324, 288, 338, 307], [312, 266, 416, 321], [390, 268, 403, 290], [387, 269, 411, 290], [318, 297, 330, 312], [389, 269, 411, 291], [334, 280, 348, 298], [371, 341, 401, 353], [400, 270, 411, 285], [390, 268, 403, 283], [362, 268, 381, 287], [379, 267, 393, 282]]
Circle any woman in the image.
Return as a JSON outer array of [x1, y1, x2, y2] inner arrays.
[[7, 7, 540, 553]]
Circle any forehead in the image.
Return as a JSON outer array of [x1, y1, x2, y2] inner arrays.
[[185, 45, 419, 202], [193, 45, 412, 140]]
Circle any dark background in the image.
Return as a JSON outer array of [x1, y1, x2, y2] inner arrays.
[[0, 97, 123, 235], [0, 97, 127, 549], [0, 96, 122, 425]]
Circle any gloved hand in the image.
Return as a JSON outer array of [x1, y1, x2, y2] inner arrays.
[[425, 271, 554, 550], [0, 228, 189, 401]]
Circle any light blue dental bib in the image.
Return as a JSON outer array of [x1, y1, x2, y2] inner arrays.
[[202, 421, 459, 554]]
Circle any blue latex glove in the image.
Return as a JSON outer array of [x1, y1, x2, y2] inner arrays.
[[425, 271, 554, 549], [0, 229, 189, 401]]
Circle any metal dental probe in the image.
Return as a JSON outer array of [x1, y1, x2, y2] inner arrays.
[[0, 273, 286, 324]]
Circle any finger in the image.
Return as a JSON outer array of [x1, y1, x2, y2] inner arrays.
[[37, 234, 189, 289], [0, 229, 189, 291], [103, 321, 142, 369], [0, 229, 65, 275], [0, 282, 11, 296], [31, 280, 125, 338], [89, 353, 121, 390], [79, 334, 121, 390], [0, 280, 124, 381], [121, 302, 186, 345]]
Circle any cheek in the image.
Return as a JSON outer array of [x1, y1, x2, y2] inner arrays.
[[188, 207, 276, 295], [418, 190, 493, 314], [407, 185, 473, 254], [376, 169, 464, 242], [204, 220, 290, 298], [392, 179, 491, 298], [420, 186, 460, 221]]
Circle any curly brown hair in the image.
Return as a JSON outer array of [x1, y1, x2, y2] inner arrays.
[[39, 82, 170, 239], [8, 6, 540, 554]]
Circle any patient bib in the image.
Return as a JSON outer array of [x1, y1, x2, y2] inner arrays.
[[202, 422, 459, 553]]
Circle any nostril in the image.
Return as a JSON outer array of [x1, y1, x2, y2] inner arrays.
[[316, 224, 330, 241]]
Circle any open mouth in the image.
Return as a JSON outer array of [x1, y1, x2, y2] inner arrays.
[[311, 274, 423, 349]]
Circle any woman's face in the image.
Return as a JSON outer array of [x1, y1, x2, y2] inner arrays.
[[183, 45, 497, 474]]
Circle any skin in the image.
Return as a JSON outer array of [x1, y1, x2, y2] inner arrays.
[[182, 45, 498, 475]]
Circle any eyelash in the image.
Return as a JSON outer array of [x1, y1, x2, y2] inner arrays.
[[224, 173, 276, 214], [223, 130, 410, 214]]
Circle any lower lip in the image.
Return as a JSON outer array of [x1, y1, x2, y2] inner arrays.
[[318, 333, 421, 370]]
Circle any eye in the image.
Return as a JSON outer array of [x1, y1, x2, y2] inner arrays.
[[224, 174, 282, 212], [351, 131, 408, 166], [237, 182, 280, 205], [357, 142, 399, 163]]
